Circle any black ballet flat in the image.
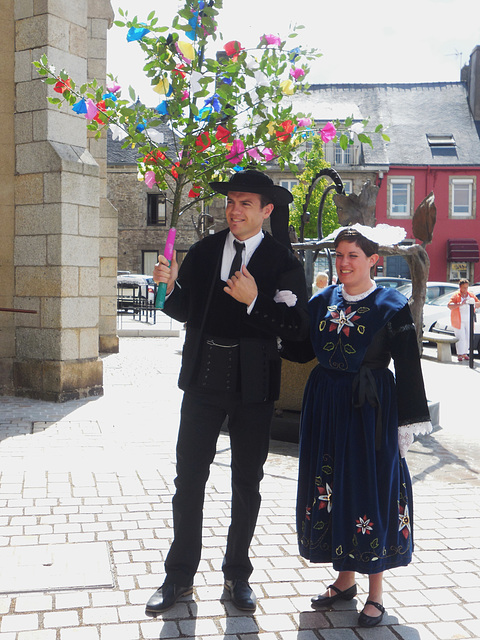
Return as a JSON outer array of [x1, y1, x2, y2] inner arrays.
[[358, 600, 385, 627], [311, 583, 357, 609]]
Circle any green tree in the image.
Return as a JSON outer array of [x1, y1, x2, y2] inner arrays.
[[290, 136, 340, 240]]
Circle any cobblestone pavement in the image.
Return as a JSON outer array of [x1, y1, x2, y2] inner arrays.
[[0, 332, 479, 640]]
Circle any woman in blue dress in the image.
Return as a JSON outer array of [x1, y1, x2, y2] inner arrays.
[[295, 226, 432, 627]]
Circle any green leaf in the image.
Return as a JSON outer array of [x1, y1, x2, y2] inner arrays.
[[382, 133, 390, 142], [113, 20, 125, 27], [339, 134, 349, 150], [375, 124, 383, 133], [147, 10, 155, 20], [129, 85, 136, 102], [357, 133, 372, 146]]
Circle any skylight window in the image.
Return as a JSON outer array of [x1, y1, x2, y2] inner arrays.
[[426, 134, 456, 147]]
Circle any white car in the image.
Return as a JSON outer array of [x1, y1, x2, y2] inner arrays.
[[427, 285, 480, 355], [397, 281, 459, 304]]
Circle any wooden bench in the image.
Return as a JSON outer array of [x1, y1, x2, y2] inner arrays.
[[423, 331, 458, 362]]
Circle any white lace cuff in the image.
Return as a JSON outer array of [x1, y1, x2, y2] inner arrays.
[[398, 421, 433, 458]]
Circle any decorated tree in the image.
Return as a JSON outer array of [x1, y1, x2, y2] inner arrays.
[[33, 0, 387, 305]]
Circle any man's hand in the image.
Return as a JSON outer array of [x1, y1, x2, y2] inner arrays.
[[153, 250, 178, 296], [224, 265, 258, 306]]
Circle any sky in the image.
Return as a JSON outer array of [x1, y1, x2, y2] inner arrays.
[[106, 0, 480, 105]]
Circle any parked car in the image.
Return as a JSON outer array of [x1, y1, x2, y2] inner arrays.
[[117, 274, 157, 312], [397, 281, 458, 304], [374, 276, 411, 289]]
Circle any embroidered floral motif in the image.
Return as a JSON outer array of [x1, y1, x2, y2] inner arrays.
[[317, 483, 333, 512], [356, 515, 374, 535], [329, 306, 361, 337], [398, 504, 411, 539]]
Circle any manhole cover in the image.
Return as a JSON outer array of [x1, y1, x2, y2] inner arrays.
[[0, 542, 114, 594]]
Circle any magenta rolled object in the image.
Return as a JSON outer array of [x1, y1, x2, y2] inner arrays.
[[155, 227, 176, 309]]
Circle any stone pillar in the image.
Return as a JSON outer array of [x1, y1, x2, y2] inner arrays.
[[87, 0, 119, 354], [0, 0, 16, 395], [12, 0, 113, 401]]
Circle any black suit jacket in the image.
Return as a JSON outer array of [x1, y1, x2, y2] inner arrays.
[[163, 229, 309, 403]]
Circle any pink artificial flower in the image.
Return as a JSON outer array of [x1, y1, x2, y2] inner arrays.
[[290, 67, 305, 80], [262, 148, 275, 161], [226, 138, 245, 164], [145, 171, 157, 189], [85, 99, 98, 120], [262, 33, 282, 46], [181, 89, 189, 101], [297, 117, 312, 127], [107, 82, 121, 93], [247, 147, 263, 161], [320, 122, 337, 143]]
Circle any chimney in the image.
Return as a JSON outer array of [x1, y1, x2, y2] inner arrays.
[[465, 45, 480, 121]]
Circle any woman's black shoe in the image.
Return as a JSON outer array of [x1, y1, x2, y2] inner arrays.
[[358, 600, 385, 627], [311, 583, 357, 609]]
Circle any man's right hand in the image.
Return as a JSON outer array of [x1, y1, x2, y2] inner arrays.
[[153, 250, 178, 295]]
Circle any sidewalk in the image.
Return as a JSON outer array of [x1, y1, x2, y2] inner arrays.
[[0, 330, 479, 640]]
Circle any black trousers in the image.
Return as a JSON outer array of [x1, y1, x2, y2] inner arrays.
[[164, 388, 273, 585]]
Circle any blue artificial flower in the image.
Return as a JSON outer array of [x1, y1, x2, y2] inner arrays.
[[194, 106, 212, 121], [126, 26, 150, 42], [102, 92, 117, 102], [72, 98, 87, 114], [289, 47, 301, 63], [204, 93, 221, 112], [155, 101, 169, 115]]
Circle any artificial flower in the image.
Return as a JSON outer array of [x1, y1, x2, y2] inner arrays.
[[53, 77, 71, 94], [204, 93, 221, 112], [126, 26, 150, 42], [223, 40, 244, 60], [350, 122, 365, 135], [72, 98, 87, 114], [262, 33, 281, 46], [145, 129, 165, 144], [254, 70, 269, 87], [226, 138, 245, 164], [85, 99, 98, 120], [247, 147, 263, 161], [320, 121, 337, 143], [181, 89, 189, 101], [215, 125, 231, 143], [107, 82, 121, 93], [109, 124, 128, 141], [93, 100, 107, 124], [195, 132, 212, 153], [290, 67, 305, 80], [297, 117, 312, 127], [173, 65, 186, 79], [153, 77, 172, 96], [195, 106, 212, 122], [144, 149, 166, 165], [276, 120, 295, 142], [155, 101, 169, 115], [262, 147, 275, 161], [176, 41, 195, 63], [145, 171, 157, 189], [171, 163, 179, 179], [188, 185, 201, 198], [280, 79, 294, 95], [289, 47, 301, 63], [102, 92, 117, 103]]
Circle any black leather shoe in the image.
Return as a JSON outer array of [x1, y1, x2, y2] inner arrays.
[[311, 583, 357, 609], [224, 579, 257, 611], [358, 600, 385, 627], [145, 583, 193, 617]]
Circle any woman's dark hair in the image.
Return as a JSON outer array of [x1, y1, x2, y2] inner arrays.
[[334, 228, 379, 257]]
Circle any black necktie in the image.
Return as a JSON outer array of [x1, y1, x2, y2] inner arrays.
[[228, 240, 245, 278]]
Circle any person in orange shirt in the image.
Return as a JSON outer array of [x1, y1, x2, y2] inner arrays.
[[447, 279, 480, 361]]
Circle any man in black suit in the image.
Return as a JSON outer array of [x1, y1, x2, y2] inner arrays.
[[145, 170, 309, 616]]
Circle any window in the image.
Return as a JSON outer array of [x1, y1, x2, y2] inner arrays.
[[387, 177, 414, 218], [147, 193, 166, 225], [334, 142, 352, 165], [280, 179, 299, 192], [426, 134, 456, 148], [450, 177, 475, 218], [142, 251, 159, 276], [342, 180, 353, 195]]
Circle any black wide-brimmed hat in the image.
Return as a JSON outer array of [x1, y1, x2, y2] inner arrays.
[[209, 170, 294, 249], [209, 170, 293, 206]]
